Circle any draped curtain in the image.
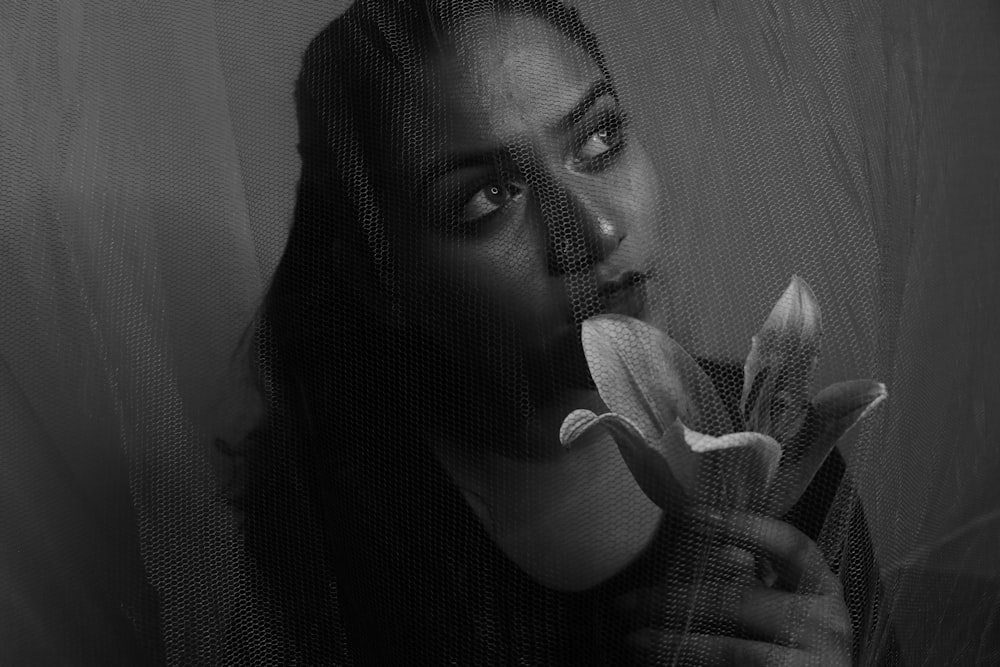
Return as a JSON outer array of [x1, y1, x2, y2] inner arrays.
[[2, 0, 997, 663]]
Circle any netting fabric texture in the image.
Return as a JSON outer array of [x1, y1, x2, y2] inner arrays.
[[2, 0, 999, 664]]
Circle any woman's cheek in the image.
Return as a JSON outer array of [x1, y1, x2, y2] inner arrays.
[[473, 201, 551, 293], [408, 196, 569, 356], [617, 146, 664, 245]]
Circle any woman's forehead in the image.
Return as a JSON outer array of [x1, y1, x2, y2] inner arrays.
[[425, 13, 603, 150]]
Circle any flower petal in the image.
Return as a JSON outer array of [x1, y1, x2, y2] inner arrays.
[[559, 409, 688, 511], [582, 315, 733, 440], [559, 408, 607, 447], [682, 427, 783, 480], [764, 379, 888, 516], [682, 425, 782, 511], [740, 275, 822, 444]]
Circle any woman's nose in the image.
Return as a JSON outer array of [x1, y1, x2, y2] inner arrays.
[[540, 184, 627, 275]]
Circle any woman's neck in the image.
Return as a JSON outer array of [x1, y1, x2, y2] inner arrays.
[[429, 388, 664, 592]]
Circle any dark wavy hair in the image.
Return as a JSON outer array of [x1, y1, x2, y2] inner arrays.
[[223, 1, 619, 663]]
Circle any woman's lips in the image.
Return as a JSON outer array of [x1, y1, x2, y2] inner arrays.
[[566, 270, 648, 323]]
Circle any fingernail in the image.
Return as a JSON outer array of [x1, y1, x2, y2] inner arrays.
[[613, 592, 637, 613]]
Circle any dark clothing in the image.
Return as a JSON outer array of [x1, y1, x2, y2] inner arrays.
[[326, 358, 882, 664]]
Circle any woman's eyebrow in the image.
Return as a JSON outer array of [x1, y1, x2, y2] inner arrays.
[[424, 149, 503, 186], [557, 78, 615, 131], [421, 79, 615, 186]]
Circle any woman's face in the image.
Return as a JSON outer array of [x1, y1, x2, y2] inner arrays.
[[385, 12, 664, 429]]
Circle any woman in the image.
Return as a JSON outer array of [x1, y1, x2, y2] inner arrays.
[[227, 0, 859, 663]]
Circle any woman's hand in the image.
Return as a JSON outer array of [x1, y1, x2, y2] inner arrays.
[[614, 509, 851, 666]]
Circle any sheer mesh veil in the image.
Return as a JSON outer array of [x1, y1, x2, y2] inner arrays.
[[1, 0, 998, 665]]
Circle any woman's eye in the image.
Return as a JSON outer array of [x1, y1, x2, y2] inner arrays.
[[462, 181, 522, 223], [577, 111, 627, 164]]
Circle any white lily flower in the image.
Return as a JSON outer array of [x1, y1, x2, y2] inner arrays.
[[559, 275, 887, 514]]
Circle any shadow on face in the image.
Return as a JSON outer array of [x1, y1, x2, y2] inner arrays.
[[379, 10, 666, 438]]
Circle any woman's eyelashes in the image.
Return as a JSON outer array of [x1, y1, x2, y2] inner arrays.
[[574, 107, 628, 169], [462, 178, 526, 224]]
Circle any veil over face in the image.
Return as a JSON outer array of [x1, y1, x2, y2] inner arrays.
[[381, 12, 669, 456], [282, 0, 667, 458]]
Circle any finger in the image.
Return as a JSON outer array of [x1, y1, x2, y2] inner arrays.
[[705, 545, 758, 634], [724, 545, 759, 591], [692, 508, 840, 595], [690, 544, 758, 594], [626, 629, 810, 666], [735, 587, 851, 651]]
